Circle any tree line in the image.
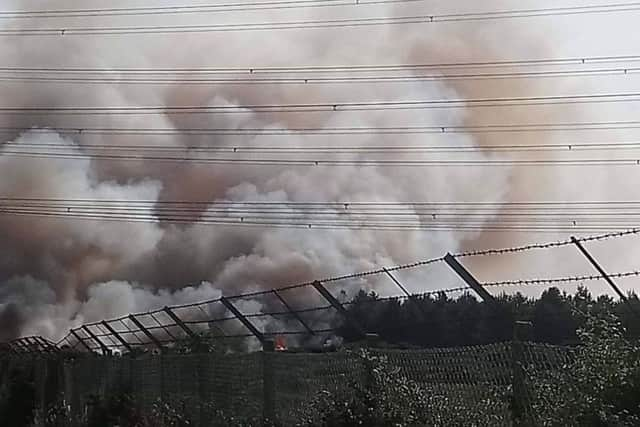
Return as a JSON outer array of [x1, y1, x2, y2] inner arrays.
[[337, 286, 640, 347]]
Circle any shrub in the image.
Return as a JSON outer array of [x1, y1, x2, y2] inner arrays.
[[0, 364, 36, 427], [302, 350, 508, 427], [530, 310, 640, 426]]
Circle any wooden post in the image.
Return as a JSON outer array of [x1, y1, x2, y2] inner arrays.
[[262, 339, 276, 426], [512, 321, 532, 426]]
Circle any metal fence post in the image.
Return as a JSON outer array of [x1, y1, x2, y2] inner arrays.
[[444, 254, 496, 303], [512, 321, 532, 426], [363, 333, 380, 392], [33, 358, 46, 427], [197, 352, 208, 427], [63, 359, 79, 427], [262, 339, 276, 426], [160, 352, 165, 408]]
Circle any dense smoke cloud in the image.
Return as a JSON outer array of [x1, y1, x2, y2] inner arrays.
[[1, 0, 639, 341]]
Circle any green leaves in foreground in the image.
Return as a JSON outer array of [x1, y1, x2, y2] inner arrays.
[[530, 310, 640, 426]]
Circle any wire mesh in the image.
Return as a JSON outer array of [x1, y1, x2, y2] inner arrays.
[[3, 228, 638, 356], [0, 340, 587, 426]]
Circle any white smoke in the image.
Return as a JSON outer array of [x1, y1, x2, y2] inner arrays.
[[1, 0, 640, 341]]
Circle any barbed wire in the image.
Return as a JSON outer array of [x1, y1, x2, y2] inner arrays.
[[483, 270, 640, 287], [15, 227, 640, 353], [454, 227, 640, 258]]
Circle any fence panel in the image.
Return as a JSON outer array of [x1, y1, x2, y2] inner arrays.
[[0, 341, 580, 426], [272, 351, 363, 425]]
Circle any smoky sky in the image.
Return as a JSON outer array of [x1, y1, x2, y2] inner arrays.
[[1, 0, 640, 341]]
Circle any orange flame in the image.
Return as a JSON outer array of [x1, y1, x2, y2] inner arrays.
[[275, 336, 287, 351]]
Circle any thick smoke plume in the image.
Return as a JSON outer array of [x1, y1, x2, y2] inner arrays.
[[1, 0, 639, 341]]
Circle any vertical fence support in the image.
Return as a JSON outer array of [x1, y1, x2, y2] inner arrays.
[[512, 320, 533, 426], [444, 254, 496, 303], [312, 281, 365, 336], [128, 315, 164, 351], [383, 268, 412, 297], [63, 359, 78, 427], [197, 352, 209, 427], [159, 352, 165, 407], [571, 236, 628, 301], [82, 326, 110, 355], [33, 358, 46, 427], [383, 268, 428, 320], [362, 333, 380, 391], [262, 339, 276, 426], [163, 306, 198, 340], [70, 329, 93, 352], [101, 321, 133, 353], [12, 339, 30, 353], [571, 237, 640, 319], [272, 290, 315, 335], [220, 297, 265, 345]]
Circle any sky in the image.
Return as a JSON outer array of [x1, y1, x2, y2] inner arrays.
[[1, 0, 640, 341]]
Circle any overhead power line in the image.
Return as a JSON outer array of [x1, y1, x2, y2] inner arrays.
[[3, 199, 640, 233], [8, 198, 640, 207], [4, 147, 640, 166], [1, 2, 640, 36], [8, 140, 640, 154], [5, 203, 640, 224], [2, 92, 640, 115], [2, 67, 640, 85], [6, 54, 640, 73], [2, 209, 640, 233], [0, 0, 423, 19], [10, 199, 640, 214], [5, 121, 640, 136]]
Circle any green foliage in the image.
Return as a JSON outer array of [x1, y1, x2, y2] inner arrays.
[[33, 403, 74, 427], [339, 286, 640, 348], [79, 394, 193, 427], [302, 350, 509, 427], [0, 363, 36, 427], [84, 393, 146, 427], [530, 310, 640, 426], [302, 350, 431, 426]]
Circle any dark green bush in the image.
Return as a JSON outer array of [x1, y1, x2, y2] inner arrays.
[[302, 350, 508, 427], [530, 310, 640, 426], [301, 350, 429, 426], [0, 364, 36, 427]]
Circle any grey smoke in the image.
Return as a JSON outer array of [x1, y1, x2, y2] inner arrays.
[[1, 0, 639, 341]]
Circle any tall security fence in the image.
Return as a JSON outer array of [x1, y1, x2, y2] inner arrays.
[[0, 338, 574, 426], [5, 229, 638, 425], [5, 228, 630, 356]]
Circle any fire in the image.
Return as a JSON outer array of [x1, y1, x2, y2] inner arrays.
[[275, 336, 287, 351]]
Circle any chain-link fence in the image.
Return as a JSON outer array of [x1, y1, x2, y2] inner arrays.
[[0, 338, 576, 426]]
